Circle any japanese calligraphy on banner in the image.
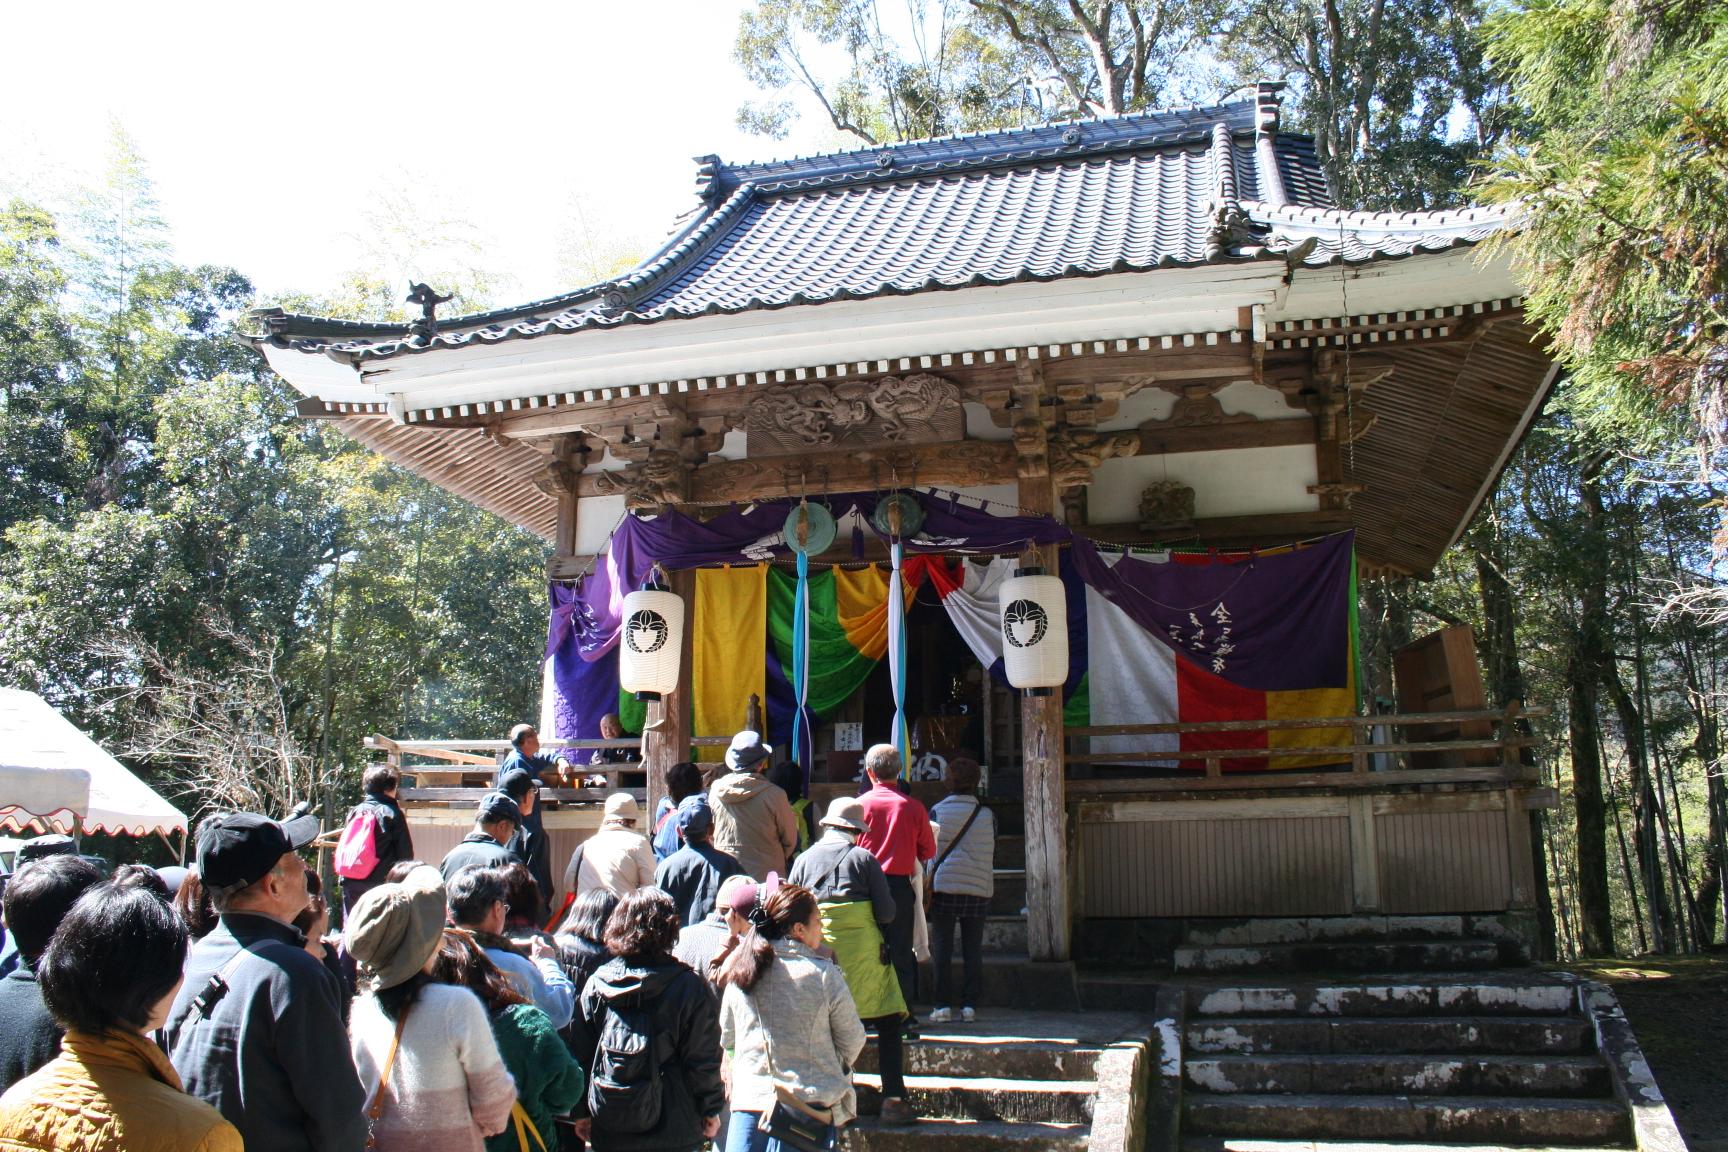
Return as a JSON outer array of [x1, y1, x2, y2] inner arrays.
[[1067, 532, 1353, 693]]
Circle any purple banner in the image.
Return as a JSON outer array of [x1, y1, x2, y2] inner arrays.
[[1068, 532, 1353, 692], [545, 489, 1352, 736]]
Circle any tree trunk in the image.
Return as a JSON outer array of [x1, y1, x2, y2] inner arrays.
[[1472, 539, 1558, 959], [1568, 653, 1617, 955], [1569, 463, 1616, 955], [1603, 671, 1676, 951]]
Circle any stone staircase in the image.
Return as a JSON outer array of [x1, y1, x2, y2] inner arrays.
[[841, 1009, 1146, 1151], [1179, 973, 1633, 1148]]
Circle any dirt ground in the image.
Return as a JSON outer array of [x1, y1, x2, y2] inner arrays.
[[1557, 956, 1728, 1152]]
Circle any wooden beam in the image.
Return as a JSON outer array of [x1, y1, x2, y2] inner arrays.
[[1013, 380, 1072, 963], [1079, 510, 1353, 548], [1138, 417, 1313, 456], [663, 441, 1019, 503]]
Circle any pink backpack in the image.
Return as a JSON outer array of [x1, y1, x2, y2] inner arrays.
[[333, 807, 381, 880]]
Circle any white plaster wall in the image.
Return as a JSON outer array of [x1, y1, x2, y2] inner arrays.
[[1086, 445, 1319, 524], [1214, 381, 1305, 420], [575, 495, 628, 556]]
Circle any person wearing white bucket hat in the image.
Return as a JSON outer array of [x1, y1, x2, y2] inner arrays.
[[562, 793, 657, 902], [708, 732, 799, 883]]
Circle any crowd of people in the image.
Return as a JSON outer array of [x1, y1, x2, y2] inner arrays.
[[0, 726, 998, 1152]]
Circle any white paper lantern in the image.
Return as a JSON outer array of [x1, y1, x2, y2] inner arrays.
[[998, 566, 1068, 697], [620, 586, 685, 701]]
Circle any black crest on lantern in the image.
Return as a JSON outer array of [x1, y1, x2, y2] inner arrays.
[[625, 609, 670, 654], [1002, 599, 1048, 648]]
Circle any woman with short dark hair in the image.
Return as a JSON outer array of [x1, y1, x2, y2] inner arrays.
[[0, 871, 242, 1150], [653, 762, 705, 860], [568, 889, 724, 1152], [555, 888, 619, 995], [428, 930, 584, 1152]]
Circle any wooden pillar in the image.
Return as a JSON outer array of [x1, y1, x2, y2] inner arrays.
[[1014, 366, 1072, 961], [643, 567, 694, 819]]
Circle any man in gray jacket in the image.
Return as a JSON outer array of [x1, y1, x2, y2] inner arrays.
[[164, 808, 367, 1152]]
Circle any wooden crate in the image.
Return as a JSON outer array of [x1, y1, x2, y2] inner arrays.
[[1393, 626, 1496, 769]]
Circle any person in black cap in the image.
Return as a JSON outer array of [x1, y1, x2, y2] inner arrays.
[[438, 793, 523, 885], [498, 769, 553, 920], [162, 806, 367, 1152]]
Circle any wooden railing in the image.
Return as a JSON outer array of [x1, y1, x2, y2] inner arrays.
[[1065, 704, 1547, 795], [366, 734, 733, 803]]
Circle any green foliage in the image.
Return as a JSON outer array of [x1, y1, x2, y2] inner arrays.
[[732, 0, 1500, 207], [0, 135, 548, 823], [1482, 0, 1728, 455], [1222, 0, 1508, 207]]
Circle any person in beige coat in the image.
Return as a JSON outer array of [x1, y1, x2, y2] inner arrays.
[[708, 732, 799, 883], [563, 794, 657, 900]]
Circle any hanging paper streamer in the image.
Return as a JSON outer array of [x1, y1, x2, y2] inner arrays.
[[888, 541, 909, 775], [791, 550, 813, 782], [764, 565, 894, 751]]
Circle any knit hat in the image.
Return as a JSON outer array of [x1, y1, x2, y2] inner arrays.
[[346, 865, 448, 991], [603, 793, 640, 823], [819, 796, 869, 835], [725, 730, 772, 772], [676, 794, 714, 838]]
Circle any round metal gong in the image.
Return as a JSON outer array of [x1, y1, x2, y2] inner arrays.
[[783, 502, 837, 555]]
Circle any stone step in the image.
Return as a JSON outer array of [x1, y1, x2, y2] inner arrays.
[[982, 915, 1027, 952], [911, 955, 1081, 1010], [1183, 1093, 1631, 1146], [1184, 1054, 1612, 1097], [854, 1073, 1096, 1125], [1078, 972, 1166, 1013], [1185, 1015, 1594, 1056], [1184, 1138, 1634, 1152], [1174, 940, 1503, 975], [990, 870, 1027, 916], [856, 1035, 1101, 1080], [1182, 915, 1527, 948], [1188, 979, 1577, 1019], [843, 1117, 1087, 1151]]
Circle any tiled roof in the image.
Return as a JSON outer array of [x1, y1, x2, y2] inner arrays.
[[249, 87, 1510, 363]]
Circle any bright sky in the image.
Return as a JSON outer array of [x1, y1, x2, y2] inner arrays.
[[0, 0, 845, 307]]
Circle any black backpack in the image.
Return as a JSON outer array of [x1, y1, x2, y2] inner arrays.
[[586, 995, 663, 1134]]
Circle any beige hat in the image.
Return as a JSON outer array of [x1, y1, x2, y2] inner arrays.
[[820, 796, 869, 835], [603, 793, 640, 823], [346, 865, 448, 991]]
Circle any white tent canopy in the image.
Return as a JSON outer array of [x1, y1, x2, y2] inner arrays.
[[0, 688, 188, 839], [0, 764, 89, 833]]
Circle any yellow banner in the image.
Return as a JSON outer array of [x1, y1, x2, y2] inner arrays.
[[694, 565, 767, 760], [834, 565, 892, 659]]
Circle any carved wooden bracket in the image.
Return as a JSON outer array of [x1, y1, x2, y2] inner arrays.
[[1168, 384, 1255, 428], [1048, 428, 1140, 490], [590, 448, 690, 511]]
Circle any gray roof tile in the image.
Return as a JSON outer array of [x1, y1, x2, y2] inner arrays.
[[249, 89, 1510, 362]]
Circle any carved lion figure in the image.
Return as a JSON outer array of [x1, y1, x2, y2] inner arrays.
[[593, 448, 688, 511]]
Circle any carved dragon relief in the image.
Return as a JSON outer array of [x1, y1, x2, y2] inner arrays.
[[746, 373, 962, 455], [1048, 428, 1141, 489], [589, 449, 690, 511]]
